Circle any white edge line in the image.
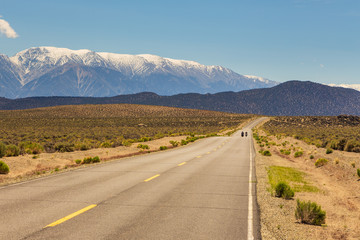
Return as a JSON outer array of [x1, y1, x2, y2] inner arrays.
[[248, 130, 254, 240]]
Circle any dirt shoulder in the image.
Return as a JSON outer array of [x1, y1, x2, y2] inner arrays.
[[254, 122, 360, 240]]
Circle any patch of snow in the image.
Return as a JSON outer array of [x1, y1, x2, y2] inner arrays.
[[328, 84, 360, 92]]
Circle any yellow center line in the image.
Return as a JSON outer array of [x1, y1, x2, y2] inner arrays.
[[196, 156, 202, 158], [207, 152, 211, 154], [45, 204, 97, 228], [178, 162, 186, 166], [144, 174, 160, 182]]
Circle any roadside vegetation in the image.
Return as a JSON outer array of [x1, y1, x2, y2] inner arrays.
[[262, 115, 360, 153], [0, 104, 254, 156]]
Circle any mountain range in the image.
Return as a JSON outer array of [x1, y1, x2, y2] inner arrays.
[[0, 47, 278, 98], [1, 81, 359, 116]]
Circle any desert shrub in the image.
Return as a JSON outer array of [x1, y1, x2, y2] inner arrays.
[[55, 143, 75, 152], [92, 156, 100, 163], [122, 140, 132, 147], [5, 144, 20, 157], [351, 162, 356, 168], [294, 151, 303, 158], [357, 168, 360, 178], [159, 146, 168, 150], [82, 157, 93, 164], [326, 148, 333, 154], [137, 144, 149, 149], [75, 159, 82, 164], [79, 144, 90, 151], [280, 149, 291, 155], [310, 155, 314, 159], [169, 140, 179, 147], [19, 141, 44, 154], [181, 139, 188, 146], [0, 143, 6, 158], [334, 158, 339, 164], [315, 158, 328, 168], [295, 199, 326, 226], [275, 182, 294, 199], [262, 150, 272, 156], [0, 161, 9, 174], [100, 141, 112, 148]]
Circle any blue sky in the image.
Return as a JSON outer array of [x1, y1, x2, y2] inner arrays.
[[0, 0, 359, 84]]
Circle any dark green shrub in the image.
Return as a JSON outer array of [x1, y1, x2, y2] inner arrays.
[[310, 155, 314, 159], [92, 156, 100, 163], [0, 161, 9, 174], [294, 151, 303, 158], [181, 140, 188, 146], [5, 144, 20, 157], [0, 143, 6, 158], [357, 168, 360, 178], [82, 157, 93, 164], [295, 199, 326, 226], [159, 146, 168, 150], [262, 150, 272, 156], [275, 182, 294, 199], [315, 158, 328, 168], [326, 148, 333, 154]]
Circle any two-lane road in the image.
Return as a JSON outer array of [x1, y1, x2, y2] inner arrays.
[[0, 118, 264, 240]]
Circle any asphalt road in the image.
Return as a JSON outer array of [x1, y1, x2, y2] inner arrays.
[[0, 118, 264, 240]]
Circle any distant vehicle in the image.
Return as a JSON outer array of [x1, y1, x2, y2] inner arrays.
[[245, 132, 248, 137], [241, 131, 244, 137]]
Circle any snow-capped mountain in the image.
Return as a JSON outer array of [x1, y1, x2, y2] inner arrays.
[[328, 84, 360, 92], [0, 46, 279, 98]]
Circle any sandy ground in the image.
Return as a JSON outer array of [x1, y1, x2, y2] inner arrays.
[[0, 136, 186, 186], [254, 122, 360, 240]]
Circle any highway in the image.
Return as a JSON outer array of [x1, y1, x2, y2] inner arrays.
[[0, 118, 263, 240]]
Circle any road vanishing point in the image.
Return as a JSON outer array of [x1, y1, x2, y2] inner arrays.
[[0, 118, 264, 240]]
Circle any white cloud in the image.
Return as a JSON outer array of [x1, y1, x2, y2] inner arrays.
[[328, 84, 360, 92], [0, 17, 18, 38], [320, 64, 325, 68]]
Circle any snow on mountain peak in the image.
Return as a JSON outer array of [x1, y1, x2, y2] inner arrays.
[[244, 75, 271, 84]]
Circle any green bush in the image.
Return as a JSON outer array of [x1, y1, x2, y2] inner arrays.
[[100, 142, 112, 148], [19, 141, 44, 154], [262, 150, 272, 156], [0, 143, 6, 158], [181, 139, 188, 146], [326, 148, 333, 154], [137, 144, 149, 149], [310, 155, 314, 159], [159, 146, 168, 150], [294, 151, 303, 158], [275, 182, 294, 199], [0, 161, 9, 174], [169, 140, 179, 147], [92, 156, 100, 163], [315, 158, 328, 168], [357, 168, 360, 178], [280, 149, 291, 155], [75, 159, 82, 164], [295, 199, 326, 226], [82, 157, 93, 164], [5, 144, 20, 157]]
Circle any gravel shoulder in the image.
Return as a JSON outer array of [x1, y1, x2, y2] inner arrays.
[[254, 122, 360, 240]]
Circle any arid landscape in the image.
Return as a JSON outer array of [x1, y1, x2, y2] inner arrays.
[[254, 118, 360, 240], [0, 104, 254, 185]]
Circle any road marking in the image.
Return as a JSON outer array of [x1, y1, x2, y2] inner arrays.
[[144, 174, 160, 182], [178, 162, 186, 166], [196, 156, 202, 158], [206, 152, 211, 154], [248, 140, 254, 240], [45, 204, 97, 228]]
